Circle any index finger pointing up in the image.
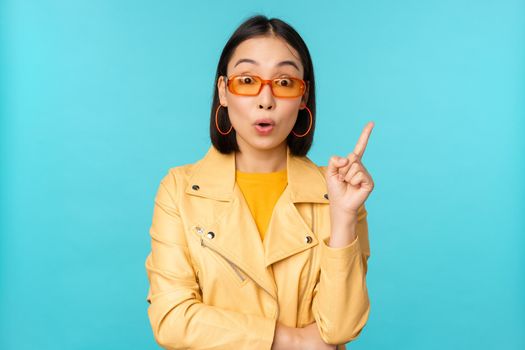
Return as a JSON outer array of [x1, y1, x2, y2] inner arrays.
[[353, 121, 375, 158]]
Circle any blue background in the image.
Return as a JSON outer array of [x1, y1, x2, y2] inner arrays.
[[1, 0, 524, 349]]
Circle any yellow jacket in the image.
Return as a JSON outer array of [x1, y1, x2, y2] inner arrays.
[[145, 145, 371, 349]]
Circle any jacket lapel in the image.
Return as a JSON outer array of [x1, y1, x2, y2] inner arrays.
[[184, 145, 329, 298], [262, 150, 330, 266]]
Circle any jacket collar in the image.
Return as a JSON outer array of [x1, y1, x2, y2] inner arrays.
[[185, 145, 329, 204]]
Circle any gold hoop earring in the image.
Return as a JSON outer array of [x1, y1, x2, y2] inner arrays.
[[215, 104, 233, 135], [292, 106, 313, 138]]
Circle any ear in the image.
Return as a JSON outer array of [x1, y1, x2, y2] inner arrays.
[[300, 81, 310, 109], [217, 76, 228, 107]]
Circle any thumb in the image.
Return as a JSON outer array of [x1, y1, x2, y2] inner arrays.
[[326, 155, 349, 177]]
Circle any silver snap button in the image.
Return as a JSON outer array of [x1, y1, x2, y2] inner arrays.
[[206, 231, 215, 239], [195, 226, 203, 235], [305, 235, 313, 244]]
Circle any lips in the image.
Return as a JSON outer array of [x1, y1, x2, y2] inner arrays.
[[254, 118, 275, 135], [254, 118, 275, 127]]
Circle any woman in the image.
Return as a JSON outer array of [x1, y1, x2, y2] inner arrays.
[[145, 14, 375, 350]]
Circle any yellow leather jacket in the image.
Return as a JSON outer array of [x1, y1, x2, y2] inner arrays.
[[145, 145, 371, 349]]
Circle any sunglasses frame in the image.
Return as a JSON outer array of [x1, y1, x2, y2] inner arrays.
[[224, 74, 308, 98]]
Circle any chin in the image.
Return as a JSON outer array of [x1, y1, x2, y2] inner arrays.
[[238, 134, 287, 152]]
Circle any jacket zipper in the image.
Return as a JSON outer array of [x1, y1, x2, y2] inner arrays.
[[201, 237, 246, 282], [200, 236, 280, 320]]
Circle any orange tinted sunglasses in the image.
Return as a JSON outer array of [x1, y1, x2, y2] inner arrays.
[[225, 74, 307, 98]]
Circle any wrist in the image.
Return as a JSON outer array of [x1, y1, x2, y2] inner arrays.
[[329, 218, 358, 248], [290, 327, 302, 349], [329, 206, 358, 223], [272, 322, 301, 350]]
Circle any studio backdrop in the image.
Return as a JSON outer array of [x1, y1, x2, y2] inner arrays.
[[1, 1, 524, 349]]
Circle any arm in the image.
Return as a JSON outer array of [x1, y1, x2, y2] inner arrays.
[[274, 322, 338, 350], [311, 204, 371, 345], [145, 171, 277, 350]]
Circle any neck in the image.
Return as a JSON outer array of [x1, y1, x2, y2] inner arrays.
[[235, 139, 287, 173]]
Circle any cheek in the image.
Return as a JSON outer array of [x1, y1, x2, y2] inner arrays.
[[226, 99, 252, 126], [280, 102, 302, 127]]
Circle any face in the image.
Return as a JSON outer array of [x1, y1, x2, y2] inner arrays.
[[217, 35, 309, 152]]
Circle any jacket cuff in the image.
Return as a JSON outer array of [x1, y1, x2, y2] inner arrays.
[[255, 316, 278, 349], [319, 235, 362, 267]]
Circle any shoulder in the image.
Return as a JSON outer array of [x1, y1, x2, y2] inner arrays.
[[318, 165, 328, 176], [164, 163, 196, 183], [156, 159, 202, 198]]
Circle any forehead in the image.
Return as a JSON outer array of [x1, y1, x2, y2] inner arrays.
[[228, 36, 304, 76]]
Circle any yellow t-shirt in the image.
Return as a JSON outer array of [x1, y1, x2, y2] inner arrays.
[[235, 168, 288, 242]]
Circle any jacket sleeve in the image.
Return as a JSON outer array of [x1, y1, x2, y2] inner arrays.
[[145, 171, 277, 350], [311, 203, 371, 345]]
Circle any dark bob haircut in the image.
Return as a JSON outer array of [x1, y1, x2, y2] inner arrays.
[[210, 15, 316, 157]]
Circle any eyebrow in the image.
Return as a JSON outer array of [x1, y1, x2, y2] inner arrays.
[[233, 58, 300, 72]]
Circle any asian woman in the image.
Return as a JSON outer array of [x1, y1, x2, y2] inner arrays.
[[145, 14, 375, 350]]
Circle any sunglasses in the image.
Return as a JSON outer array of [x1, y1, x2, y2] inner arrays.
[[225, 74, 308, 98]]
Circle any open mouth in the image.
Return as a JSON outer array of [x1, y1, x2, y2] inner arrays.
[[254, 122, 274, 134]]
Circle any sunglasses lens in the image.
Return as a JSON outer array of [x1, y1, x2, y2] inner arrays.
[[228, 75, 305, 97], [272, 78, 305, 97], [229, 75, 262, 95]]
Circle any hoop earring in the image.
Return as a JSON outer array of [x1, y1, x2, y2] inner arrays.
[[215, 104, 233, 135], [291, 106, 313, 138]]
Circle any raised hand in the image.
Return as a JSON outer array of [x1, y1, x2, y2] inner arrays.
[[325, 121, 375, 218]]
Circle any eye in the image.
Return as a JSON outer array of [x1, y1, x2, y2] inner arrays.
[[275, 78, 294, 87], [236, 75, 256, 85]]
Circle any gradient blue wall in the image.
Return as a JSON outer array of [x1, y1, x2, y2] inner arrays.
[[1, 0, 524, 349]]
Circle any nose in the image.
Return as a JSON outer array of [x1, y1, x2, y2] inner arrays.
[[257, 83, 275, 110]]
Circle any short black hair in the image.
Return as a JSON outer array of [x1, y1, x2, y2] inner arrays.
[[210, 14, 316, 156]]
